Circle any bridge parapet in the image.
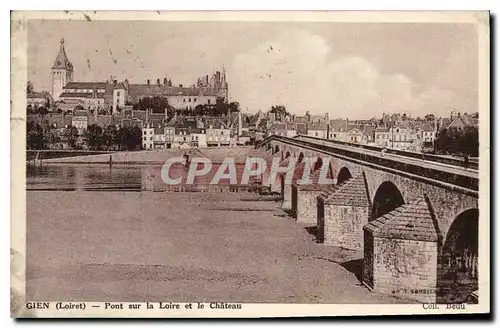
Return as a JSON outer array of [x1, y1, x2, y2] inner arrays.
[[294, 134, 478, 169], [257, 135, 478, 193]]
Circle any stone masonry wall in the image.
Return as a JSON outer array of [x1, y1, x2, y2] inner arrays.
[[324, 204, 369, 250], [291, 185, 298, 217], [296, 189, 322, 225], [316, 198, 325, 243], [363, 229, 374, 289], [372, 237, 438, 303], [281, 182, 293, 210]]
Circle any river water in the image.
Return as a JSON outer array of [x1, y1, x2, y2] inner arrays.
[[26, 163, 255, 192]]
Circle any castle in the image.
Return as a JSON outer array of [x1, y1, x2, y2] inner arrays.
[[50, 38, 229, 114]]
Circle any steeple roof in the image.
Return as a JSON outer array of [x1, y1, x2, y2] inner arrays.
[[52, 38, 73, 71]]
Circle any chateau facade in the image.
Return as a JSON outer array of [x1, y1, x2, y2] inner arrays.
[[49, 38, 229, 113]]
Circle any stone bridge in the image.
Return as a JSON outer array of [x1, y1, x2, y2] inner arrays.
[[256, 135, 479, 304]]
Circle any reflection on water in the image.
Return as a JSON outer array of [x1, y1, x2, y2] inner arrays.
[[27, 163, 253, 192], [27, 165, 146, 192]]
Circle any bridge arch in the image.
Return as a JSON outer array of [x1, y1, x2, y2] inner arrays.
[[285, 151, 291, 159], [337, 167, 352, 185], [313, 157, 323, 171], [370, 181, 405, 220], [297, 152, 305, 164], [438, 208, 478, 303]]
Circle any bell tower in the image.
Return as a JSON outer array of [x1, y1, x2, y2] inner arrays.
[[51, 37, 74, 101]]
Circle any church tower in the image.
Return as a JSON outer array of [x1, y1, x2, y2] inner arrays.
[[51, 38, 73, 101], [220, 65, 229, 103]]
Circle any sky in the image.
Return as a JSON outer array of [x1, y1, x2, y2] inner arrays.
[[28, 19, 478, 119]]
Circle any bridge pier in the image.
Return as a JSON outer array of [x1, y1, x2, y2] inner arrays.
[[261, 153, 282, 193], [279, 161, 306, 212], [316, 175, 371, 250], [362, 196, 440, 303], [292, 169, 334, 225], [281, 181, 293, 211]]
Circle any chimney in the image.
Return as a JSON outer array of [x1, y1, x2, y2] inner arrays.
[[179, 84, 183, 88], [113, 80, 117, 86], [157, 78, 160, 86], [124, 79, 129, 90], [147, 79, 150, 86], [163, 77, 167, 85]]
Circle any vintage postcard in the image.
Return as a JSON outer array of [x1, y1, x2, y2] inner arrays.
[[11, 10, 490, 318]]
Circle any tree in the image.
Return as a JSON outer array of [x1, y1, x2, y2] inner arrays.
[[425, 114, 436, 121], [435, 126, 478, 157], [85, 124, 103, 150], [103, 125, 119, 149], [63, 125, 79, 149], [228, 101, 240, 113], [132, 96, 170, 113], [270, 105, 289, 121], [117, 126, 141, 150], [26, 121, 46, 149], [37, 106, 49, 116]]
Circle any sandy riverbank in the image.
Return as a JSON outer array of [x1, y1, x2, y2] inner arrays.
[[26, 191, 406, 303]]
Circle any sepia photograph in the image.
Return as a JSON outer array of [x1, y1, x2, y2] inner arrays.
[[10, 10, 490, 318]]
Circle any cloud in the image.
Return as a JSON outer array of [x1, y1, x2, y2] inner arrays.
[[230, 29, 474, 119]]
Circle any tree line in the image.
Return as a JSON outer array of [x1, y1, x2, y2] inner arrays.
[[27, 121, 142, 151], [435, 126, 479, 157]]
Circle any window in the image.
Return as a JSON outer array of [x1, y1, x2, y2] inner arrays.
[[183, 98, 186, 103], [194, 98, 197, 102], [208, 99, 211, 105], [150, 137, 152, 141], [189, 98, 191, 102], [117, 91, 121, 97]]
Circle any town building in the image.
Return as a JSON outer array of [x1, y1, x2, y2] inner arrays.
[[346, 126, 364, 143], [142, 124, 155, 150], [27, 91, 53, 110], [191, 128, 207, 148], [152, 127, 166, 149], [375, 127, 390, 147], [206, 121, 230, 147], [165, 126, 175, 148], [59, 82, 108, 111], [307, 121, 327, 138], [422, 123, 437, 144], [328, 119, 349, 141], [388, 124, 418, 151]]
